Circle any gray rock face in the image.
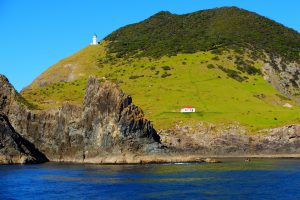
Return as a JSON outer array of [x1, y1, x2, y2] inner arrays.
[[0, 75, 163, 163], [256, 125, 300, 154], [0, 75, 19, 114], [0, 113, 48, 164], [161, 123, 300, 156], [262, 56, 300, 102]]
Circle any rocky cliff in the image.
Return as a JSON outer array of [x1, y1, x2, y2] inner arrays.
[[2, 73, 300, 164], [0, 75, 48, 164], [0, 113, 48, 164], [160, 123, 300, 156], [263, 55, 300, 102], [0, 75, 163, 163]]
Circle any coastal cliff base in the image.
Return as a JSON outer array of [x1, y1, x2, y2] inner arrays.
[[1, 74, 300, 164]]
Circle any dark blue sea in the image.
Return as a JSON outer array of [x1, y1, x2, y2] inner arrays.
[[1, 158, 300, 200]]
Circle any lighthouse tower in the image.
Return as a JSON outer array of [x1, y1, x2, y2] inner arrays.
[[92, 34, 97, 45]]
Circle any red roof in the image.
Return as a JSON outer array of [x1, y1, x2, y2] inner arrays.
[[183, 106, 194, 108]]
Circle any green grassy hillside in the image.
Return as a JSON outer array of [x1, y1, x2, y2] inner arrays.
[[21, 7, 300, 131]]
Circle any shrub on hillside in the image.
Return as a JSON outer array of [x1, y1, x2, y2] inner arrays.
[[212, 56, 220, 61], [218, 65, 245, 82], [161, 66, 171, 70], [235, 57, 261, 75], [236, 65, 261, 75], [207, 64, 215, 69], [129, 75, 144, 79], [161, 72, 172, 78]]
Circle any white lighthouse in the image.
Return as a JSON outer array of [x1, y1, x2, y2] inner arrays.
[[92, 34, 97, 45]]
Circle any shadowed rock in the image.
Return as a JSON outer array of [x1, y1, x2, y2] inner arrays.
[[0, 113, 48, 164]]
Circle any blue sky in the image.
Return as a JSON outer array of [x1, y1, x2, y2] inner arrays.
[[1, 0, 300, 91]]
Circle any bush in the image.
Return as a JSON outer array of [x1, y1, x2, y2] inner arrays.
[[236, 65, 261, 75], [129, 75, 144, 79], [161, 72, 172, 78], [212, 56, 219, 61], [227, 56, 233, 60], [253, 93, 266, 99], [161, 66, 171, 70], [235, 57, 261, 75], [275, 94, 290, 100], [218, 66, 245, 82], [211, 48, 223, 55], [207, 64, 215, 69]]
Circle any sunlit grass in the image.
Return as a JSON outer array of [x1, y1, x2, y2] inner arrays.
[[21, 44, 300, 131]]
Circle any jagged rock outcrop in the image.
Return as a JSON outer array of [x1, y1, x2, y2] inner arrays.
[[0, 113, 48, 164], [0, 75, 163, 163]]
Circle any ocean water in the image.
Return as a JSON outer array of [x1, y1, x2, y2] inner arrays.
[[1, 159, 300, 200]]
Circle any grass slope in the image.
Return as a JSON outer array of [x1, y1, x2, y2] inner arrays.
[[21, 43, 300, 130]]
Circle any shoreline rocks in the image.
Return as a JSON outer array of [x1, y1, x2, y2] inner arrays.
[[160, 123, 300, 156]]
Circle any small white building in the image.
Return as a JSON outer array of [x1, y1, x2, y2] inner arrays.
[[180, 106, 196, 113], [92, 34, 97, 45]]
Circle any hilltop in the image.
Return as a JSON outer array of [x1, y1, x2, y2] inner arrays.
[[106, 7, 300, 61], [21, 7, 300, 131]]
